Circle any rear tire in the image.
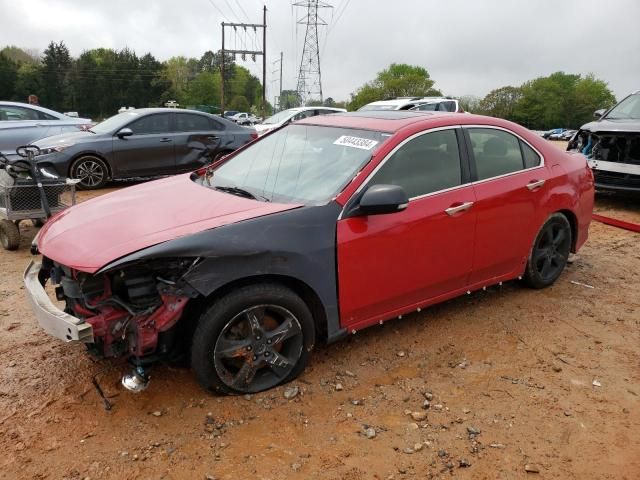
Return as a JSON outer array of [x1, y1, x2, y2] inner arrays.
[[524, 213, 572, 289], [70, 156, 109, 190], [191, 283, 315, 395], [0, 219, 20, 250]]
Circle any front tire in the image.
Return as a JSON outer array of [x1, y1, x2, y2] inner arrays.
[[70, 156, 109, 190], [191, 284, 315, 395], [524, 213, 572, 289]]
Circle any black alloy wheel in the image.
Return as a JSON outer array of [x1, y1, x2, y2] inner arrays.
[[191, 284, 315, 394], [70, 156, 108, 189], [524, 213, 572, 289]]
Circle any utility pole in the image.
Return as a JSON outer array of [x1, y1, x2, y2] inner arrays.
[[271, 51, 283, 111], [294, 0, 332, 105], [220, 6, 267, 117]]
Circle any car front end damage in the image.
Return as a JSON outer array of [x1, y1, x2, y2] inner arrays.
[[25, 255, 200, 391], [569, 127, 640, 192]]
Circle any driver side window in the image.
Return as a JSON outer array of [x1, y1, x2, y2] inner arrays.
[[369, 129, 463, 199]]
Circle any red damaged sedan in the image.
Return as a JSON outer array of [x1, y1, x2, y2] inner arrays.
[[24, 111, 594, 394]]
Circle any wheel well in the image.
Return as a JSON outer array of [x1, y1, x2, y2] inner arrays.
[[202, 275, 329, 342], [69, 152, 112, 179], [557, 209, 578, 252]]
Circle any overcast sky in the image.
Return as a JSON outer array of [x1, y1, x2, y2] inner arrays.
[[1, 0, 639, 103]]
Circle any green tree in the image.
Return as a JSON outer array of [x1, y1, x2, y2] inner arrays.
[[13, 63, 43, 101], [348, 63, 441, 110], [457, 95, 481, 113], [0, 46, 39, 65], [512, 71, 615, 129], [41, 41, 72, 111], [229, 95, 250, 112], [478, 86, 522, 120], [279, 90, 301, 109], [0, 53, 18, 99], [183, 71, 221, 109]]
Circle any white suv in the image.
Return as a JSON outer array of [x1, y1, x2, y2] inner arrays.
[[358, 97, 463, 113], [255, 106, 346, 136]]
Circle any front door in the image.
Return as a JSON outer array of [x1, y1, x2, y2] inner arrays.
[[112, 112, 176, 177], [337, 128, 477, 331]]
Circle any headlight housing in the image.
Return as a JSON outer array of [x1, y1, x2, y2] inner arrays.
[[38, 144, 70, 156]]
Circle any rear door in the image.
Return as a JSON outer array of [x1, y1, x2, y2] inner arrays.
[[0, 104, 53, 152], [464, 127, 549, 285], [337, 127, 477, 330], [174, 113, 225, 172], [112, 112, 176, 176]]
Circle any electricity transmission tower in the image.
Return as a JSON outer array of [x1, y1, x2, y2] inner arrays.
[[294, 0, 332, 105]]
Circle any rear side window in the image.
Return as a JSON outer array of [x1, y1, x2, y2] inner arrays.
[[128, 114, 171, 135], [176, 113, 210, 132], [369, 129, 462, 198], [0, 105, 41, 121], [521, 141, 541, 168], [209, 118, 225, 130], [468, 128, 525, 180]]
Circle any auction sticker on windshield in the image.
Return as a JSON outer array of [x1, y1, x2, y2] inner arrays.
[[334, 136, 379, 150]]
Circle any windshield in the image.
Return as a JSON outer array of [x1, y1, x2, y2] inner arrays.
[[605, 94, 640, 120], [262, 109, 298, 125], [204, 124, 385, 204], [91, 111, 142, 133]]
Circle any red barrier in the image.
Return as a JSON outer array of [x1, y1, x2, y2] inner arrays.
[[592, 213, 640, 233]]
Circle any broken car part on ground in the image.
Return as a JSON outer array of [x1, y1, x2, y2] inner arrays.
[[24, 111, 594, 395]]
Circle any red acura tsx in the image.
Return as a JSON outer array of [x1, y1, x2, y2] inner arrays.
[[25, 111, 594, 394]]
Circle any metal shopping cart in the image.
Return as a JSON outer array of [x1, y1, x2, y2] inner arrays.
[[0, 145, 78, 250]]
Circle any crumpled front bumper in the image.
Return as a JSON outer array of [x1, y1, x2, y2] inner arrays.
[[23, 260, 93, 343]]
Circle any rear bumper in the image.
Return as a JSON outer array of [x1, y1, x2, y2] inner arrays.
[[23, 260, 93, 343]]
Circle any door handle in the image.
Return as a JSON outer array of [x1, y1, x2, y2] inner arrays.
[[206, 135, 219, 141], [526, 179, 545, 191], [159, 138, 172, 143], [445, 201, 474, 216]]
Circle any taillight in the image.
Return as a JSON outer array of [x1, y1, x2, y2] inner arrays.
[[250, 132, 258, 140], [77, 124, 94, 131]]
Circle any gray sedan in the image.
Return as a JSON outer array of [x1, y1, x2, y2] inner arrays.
[[0, 101, 92, 156], [33, 108, 257, 189]]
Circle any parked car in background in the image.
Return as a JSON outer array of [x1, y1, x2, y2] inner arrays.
[[254, 106, 346, 136], [359, 97, 463, 113], [32, 108, 257, 189], [222, 110, 239, 119], [542, 128, 566, 139], [568, 90, 640, 192], [26, 110, 593, 395], [559, 130, 577, 140], [0, 101, 92, 156], [229, 112, 260, 126]]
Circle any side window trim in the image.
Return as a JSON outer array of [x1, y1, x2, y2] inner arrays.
[[462, 125, 545, 184]]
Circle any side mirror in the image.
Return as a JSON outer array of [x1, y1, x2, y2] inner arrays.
[[116, 127, 133, 138], [358, 184, 409, 216], [593, 109, 606, 119]]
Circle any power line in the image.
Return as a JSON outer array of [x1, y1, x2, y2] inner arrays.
[[205, 0, 229, 20], [221, 0, 242, 20], [233, 0, 252, 21]]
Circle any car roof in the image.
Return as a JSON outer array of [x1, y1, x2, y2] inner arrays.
[[295, 110, 519, 134], [0, 101, 66, 118]]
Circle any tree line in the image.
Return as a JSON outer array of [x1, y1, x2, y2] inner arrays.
[[347, 64, 616, 130], [0, 42, 268, 119], [0, 42, 618, 129]]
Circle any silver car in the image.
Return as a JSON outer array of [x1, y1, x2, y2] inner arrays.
[[0, 101, 91, 155]]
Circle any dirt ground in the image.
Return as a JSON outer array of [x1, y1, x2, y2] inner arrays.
[[1, 143, 639, 479]]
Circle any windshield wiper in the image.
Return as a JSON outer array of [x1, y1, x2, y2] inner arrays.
[[214, 185, 270, 202]]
